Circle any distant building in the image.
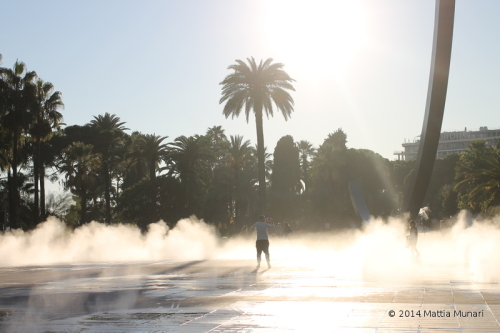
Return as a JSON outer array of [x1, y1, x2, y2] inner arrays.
[[394, 126, 500, 161]]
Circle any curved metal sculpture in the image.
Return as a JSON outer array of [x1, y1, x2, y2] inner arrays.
[[402, 0, 455, 218]]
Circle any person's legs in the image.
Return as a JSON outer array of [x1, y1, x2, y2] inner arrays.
[[263, 240, 271, 268], [410, 242, 420, 258], [256, 241, 263, 268]]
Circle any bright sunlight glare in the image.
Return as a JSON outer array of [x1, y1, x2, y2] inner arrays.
[[264, 0, 370, 76]]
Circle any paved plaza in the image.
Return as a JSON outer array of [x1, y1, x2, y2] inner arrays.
[[1, 257, 500, 332]]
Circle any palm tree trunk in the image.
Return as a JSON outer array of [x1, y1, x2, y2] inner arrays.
[[255, 107, 266, 215], [40, 162, 46, 219], [81, 184, 87, 224], [234, 167, 241, 225], [184, 173, 190, 216], [103, 161, 111, 224], [11, 129, 19, 229], [302, 156, 309, 193], [7, 169, 13, 229], [149, 162, 157, 223], [33, 137, 40, 225]]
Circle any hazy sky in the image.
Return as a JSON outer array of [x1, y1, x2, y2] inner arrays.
[[1, 0, 499, 160]]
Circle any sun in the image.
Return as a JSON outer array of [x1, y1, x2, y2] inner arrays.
[[264, 0, 370, 75]]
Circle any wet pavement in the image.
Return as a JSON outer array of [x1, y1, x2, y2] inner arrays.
[[1, 259, 500, 332]]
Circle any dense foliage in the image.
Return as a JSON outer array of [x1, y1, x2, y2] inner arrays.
[[2, 56, 500, 233]]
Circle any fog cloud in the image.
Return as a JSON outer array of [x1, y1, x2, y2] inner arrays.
[[1, 211, 499, 282]]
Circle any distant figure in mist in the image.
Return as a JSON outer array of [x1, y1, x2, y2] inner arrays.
[[407, 220, 420, 258], [275, 223, 283, 237], [284, 223, 292, 237], [240, 225, 249, 237], [250, 216, 275, 269]]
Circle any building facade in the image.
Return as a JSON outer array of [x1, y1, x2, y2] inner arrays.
[[394, 127, 500, 161]]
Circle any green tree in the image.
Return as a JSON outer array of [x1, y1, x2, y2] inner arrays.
[[454, 140, 492, 213], [206, 125, 228, 164], [129, 133, 169, 223], [310, 129, 349, 228], [297, 140, 315, 192], [29, 78, 64, 223], [227, 135, 252, 225], [169, 135, 215, 216], [45, 192, 73, 220], [473, 145, 500, 211], [455, 142, 500, 213], [423, 153, 459, 219], [203, 163, 233, 229], [346, 149, 393, 218], [270, 135, 301, 223], [388, 159, 415, 209], [88, 113, 128, 223], [0, 60, 37, 228], [220, 57, 295, 214], [57, 142, 101, 224], [440, 183, 459, 218]]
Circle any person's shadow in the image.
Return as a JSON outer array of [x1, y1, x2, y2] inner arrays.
[[251, 268, 270, 274]]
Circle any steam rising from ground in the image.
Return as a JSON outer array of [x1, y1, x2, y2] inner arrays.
[[1, 212, 500, 282]]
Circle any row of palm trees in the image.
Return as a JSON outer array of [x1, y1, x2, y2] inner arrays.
[[2, 53, 499, 232], [53, 122, 284, 229], [0, 55, 297, 230], [0, 56, 64, 229]]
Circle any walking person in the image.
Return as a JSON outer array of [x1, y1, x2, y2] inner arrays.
[[407, 220, 420, 258], [250, 215, 275, 270]]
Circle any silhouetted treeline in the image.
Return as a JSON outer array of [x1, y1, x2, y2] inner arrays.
[[2, 57, 500, 233]]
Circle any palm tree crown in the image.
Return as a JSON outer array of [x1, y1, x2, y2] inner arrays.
[[297, 140, 316, 190], [169, 135, 215, 214], [220, 57, 295, 122]]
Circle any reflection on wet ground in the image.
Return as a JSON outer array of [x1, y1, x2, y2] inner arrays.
[[1, 259, 500, 332]]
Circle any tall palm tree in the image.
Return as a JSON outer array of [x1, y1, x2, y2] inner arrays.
[[0, 61, 37, 228], [57, 142, 101, 224], [169, 135, 215, 215], [297, 140, 316, 192], [129, 133, 169, 222], [227, 135, 252, 224], [88, 113, 128, 223], [220, 57, 295, 214], [30, 79, 64, 224]]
